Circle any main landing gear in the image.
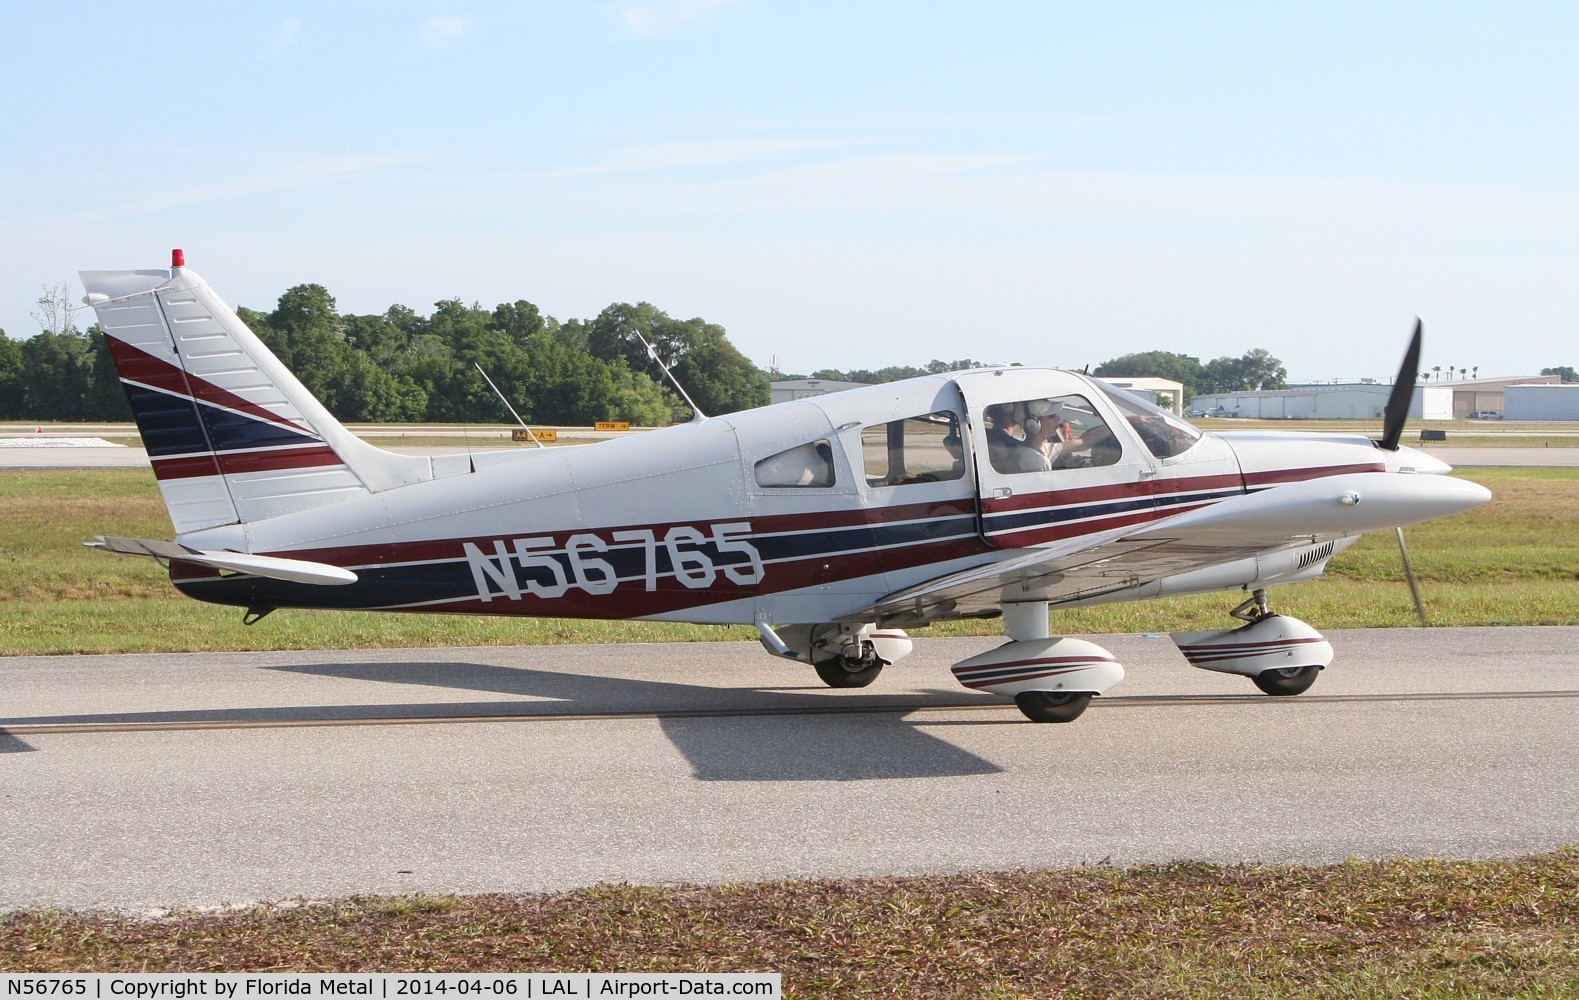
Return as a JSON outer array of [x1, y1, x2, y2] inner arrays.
[[761, 589, 1334, 725], [1171, 589, 1333, 697], [949, 602, 1125, 724], [755, 622, 915, 689], [948, 590, 1335, 723]]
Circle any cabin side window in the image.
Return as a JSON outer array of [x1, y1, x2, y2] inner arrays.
[[862, 412, 965, 487], [983, 394, 1122, 473], [754, 439, 836, 488]]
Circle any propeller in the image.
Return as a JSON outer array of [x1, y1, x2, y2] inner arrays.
[[1379, 319, 1430, 624], [1377, 318, 1423, 451]]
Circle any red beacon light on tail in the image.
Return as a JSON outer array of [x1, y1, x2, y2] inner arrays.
[[171, 249, 186, 269]]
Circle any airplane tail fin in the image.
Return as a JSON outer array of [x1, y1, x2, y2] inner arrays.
[[81, 250, 437, 534]]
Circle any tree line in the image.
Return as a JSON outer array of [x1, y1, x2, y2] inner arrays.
[[1091, 349, 1291, 402], [3, 282, 1571, 424], [779, 360, 998, 384], [796, 349, 1298, 403], [0, 285, 769, 425]]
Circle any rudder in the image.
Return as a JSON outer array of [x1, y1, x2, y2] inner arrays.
[[82, 250, 435, 533]]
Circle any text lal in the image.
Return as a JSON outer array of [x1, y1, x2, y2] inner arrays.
[[541, 981, 737, 995]]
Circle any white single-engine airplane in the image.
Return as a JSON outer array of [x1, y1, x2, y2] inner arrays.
[[81, 251, 1491, 723]]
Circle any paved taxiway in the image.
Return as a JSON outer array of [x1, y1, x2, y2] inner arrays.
[[2, 627, 1576, 912]]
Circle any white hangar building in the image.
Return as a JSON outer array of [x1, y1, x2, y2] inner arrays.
[[1191, 374, 1558, 421], [769, 378, 870, 405], [1505, 383, 1579, 420]]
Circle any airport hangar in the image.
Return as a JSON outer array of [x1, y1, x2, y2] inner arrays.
[[1190, 373, 1564, 421]]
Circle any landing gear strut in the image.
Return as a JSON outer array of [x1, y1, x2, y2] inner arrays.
[[1230, 588, 1272, 623], [813, 647, 885, 688], [756, 622, 915, 687], [800, 623, 913, 688]]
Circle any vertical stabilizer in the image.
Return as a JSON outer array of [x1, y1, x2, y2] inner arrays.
[[82, 252, 436, 533]]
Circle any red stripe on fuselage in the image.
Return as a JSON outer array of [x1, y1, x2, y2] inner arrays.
[[1243, 463, 1384, 487], [152, 445, 345, 480]]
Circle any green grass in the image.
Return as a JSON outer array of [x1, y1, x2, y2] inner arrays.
[[1422, 436, 1579, 447], [4, 853, 1578, 994], [1, 467, 1575, 655]]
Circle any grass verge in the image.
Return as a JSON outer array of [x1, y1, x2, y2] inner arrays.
[[3, 853, 1577, 995]]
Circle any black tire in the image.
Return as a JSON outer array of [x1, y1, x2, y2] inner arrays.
[[814, 656, 884, 688], [1014, 690, 1093, 723], [1252, 665, 1321, 696]]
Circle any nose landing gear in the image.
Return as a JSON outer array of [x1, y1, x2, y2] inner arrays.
[[1171, 589, 1334, 696]]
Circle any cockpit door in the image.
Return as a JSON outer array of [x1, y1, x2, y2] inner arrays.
[[955, 369, 1163, 550]]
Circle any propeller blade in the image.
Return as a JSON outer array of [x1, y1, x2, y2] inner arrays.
[[1379, 319, 1423, 451], [1395, 527, 1428, 626]]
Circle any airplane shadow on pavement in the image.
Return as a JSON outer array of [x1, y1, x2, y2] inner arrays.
[[270, 660, 1007, 782], [4, 658, 1007, 781]]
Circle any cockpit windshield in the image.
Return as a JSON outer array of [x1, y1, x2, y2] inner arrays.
[[1091, 381, 1203, 459]]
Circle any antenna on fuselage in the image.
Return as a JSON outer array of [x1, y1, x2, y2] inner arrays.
[[474, 363, 543, 448], [631, 328, 707, 423]]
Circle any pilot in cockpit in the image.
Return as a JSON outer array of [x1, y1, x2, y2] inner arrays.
[[1023, 400, 1068, 467], [985, 403, 1051, 474]]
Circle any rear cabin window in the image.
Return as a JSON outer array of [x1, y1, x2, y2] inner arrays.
[[862, 412, 964, 487], [754, 440, 836, 488]]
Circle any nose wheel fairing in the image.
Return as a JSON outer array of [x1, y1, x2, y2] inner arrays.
[[1170, 613, 1334, 680]]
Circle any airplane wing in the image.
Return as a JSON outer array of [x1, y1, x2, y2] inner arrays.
[[852, 472, 1490, 625]]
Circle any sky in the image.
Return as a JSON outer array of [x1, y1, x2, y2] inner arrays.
[[3, 1, 1577, 382]]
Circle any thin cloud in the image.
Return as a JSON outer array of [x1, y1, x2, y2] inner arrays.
[[420, 16, 472, 52], [79, 152, 433, 221], [524, 136, 887, 180], [263, 18, 301, 57], [620, 0, 745, 37]]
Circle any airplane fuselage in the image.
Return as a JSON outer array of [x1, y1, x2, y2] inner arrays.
[[166, 369, 1413, 628]]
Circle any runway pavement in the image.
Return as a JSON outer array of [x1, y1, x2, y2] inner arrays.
[[2, 627, 1576, 912]]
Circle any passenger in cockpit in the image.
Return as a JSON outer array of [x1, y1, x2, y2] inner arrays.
[[985, 403, 1051, 474]]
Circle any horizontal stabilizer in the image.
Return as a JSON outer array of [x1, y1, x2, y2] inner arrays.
[[88, 535, 358, 586]]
